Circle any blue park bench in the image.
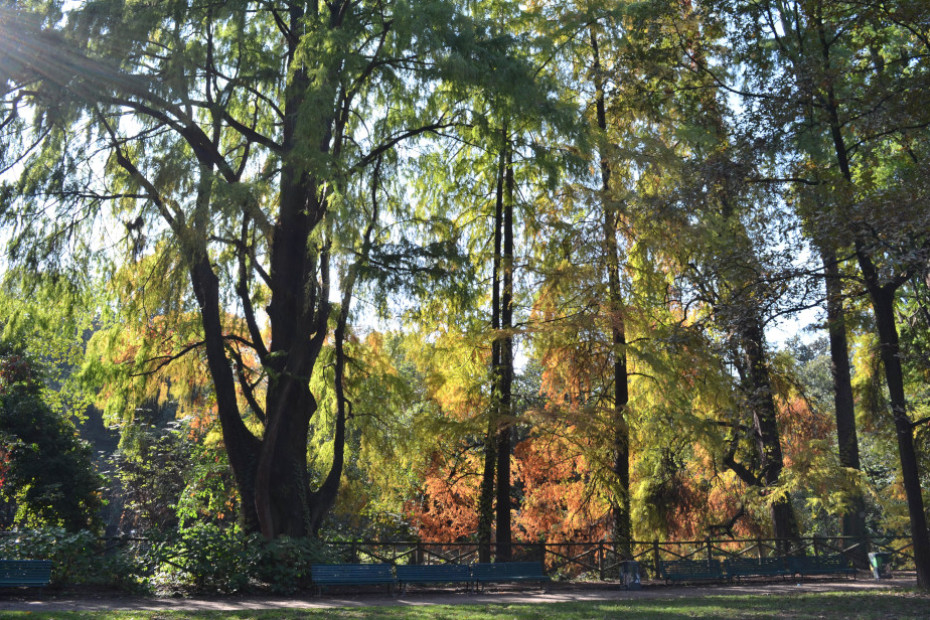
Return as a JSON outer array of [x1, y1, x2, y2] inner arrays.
[[659, 559, 725, 583], [723, 556, 790, 581], [0, 560, 52, 588], [788, 554, 857, 579], [395, 563, 472, 591], [472, 561, 550, 591], [310, 563, 396, 594]]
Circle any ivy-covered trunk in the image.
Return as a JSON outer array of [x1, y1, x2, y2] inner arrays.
[[739, 318, 799, 545]]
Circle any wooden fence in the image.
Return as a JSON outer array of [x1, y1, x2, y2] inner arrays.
[[4, 531, 911, 581], [325, 534, 916, 579]]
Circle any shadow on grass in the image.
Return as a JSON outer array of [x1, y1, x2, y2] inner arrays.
[[2, 589, 929, 619]]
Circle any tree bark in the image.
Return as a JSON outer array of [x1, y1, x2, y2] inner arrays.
[[495, 135, 514, 563], [814, 12, 930, 582], [856, 249, 930, 589], [478, 132, 508, 563], [739, 317, 800, 545], [820, 245, 867, 565], [590, 27, 631, 556]]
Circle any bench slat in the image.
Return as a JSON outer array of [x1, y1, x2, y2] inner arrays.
[[788, 555, 856, 577], [724, 557, 789, 580]]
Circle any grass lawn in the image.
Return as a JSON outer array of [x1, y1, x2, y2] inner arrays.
[[2, 590, 929, 619]]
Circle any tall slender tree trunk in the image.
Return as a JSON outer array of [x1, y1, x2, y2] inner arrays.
[[815, 16, 930, 582], [478, 133, 508, 563], [857, 251, 930, 589], [590, 27, 631, 556], [495, 134, 514, 563], [820, 245, 867, 565], [190, 255, 261, 531]]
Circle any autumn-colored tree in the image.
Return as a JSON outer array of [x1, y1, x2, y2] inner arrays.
[[0, 0, 558, 538]]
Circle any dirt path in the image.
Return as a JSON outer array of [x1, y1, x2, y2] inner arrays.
[[0, 576, 916, 613]]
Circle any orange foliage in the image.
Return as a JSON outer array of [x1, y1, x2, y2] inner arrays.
[[513, 434, 608, 542], [406, 450, 480, 542], [777, 395, 834, 469], [407, 430, 613, 544]]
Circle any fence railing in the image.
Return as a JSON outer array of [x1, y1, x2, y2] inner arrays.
[[325, 534, 917, 580], [3, 530, 912, 581]]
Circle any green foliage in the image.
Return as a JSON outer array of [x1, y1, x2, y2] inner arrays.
[[1, 0, 929, 572], [0, 528, 142, 588], [147, 524, 334, 594], [0, 525, 336, 593], [108, 418, 238, 535], [0, 356, 104, 532]]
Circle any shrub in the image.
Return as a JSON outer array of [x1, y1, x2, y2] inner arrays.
[[0, 528, 145, 589], [147, 524, 335, 594], [0, 524, 336, 593]]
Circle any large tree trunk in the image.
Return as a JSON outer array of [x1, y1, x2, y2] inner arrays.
[[816, 17, 929, 582], [820, 246, 867, 565], [243, 2, 342, 539]]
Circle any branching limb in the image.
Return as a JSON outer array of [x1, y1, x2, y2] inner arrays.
[[130, 340, 205, 377], [228, 342, 266, 424]]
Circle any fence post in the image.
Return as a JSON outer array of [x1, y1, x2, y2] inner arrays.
[[705, 536, 713, 567], [757, 537, 763, 560], [598, 542, 605, 580], [653, 539, 661, 578]]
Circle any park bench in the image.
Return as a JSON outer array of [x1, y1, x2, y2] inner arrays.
[[723, 556, 789, 581], [788, 554, 856, 579], [395, 563, 472, 592], [659, 559, 725, 583], [0, 560, 53, 588], [310, 563, 396, 594], [472, 561, 550, 591]]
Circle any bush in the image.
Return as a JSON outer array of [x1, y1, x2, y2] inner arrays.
[[0, 358, 104, 532], [253, 535, 335, 593], [0, 524, 336, 593], [0, 528, 145, 589], [147, 524, 336, 594]]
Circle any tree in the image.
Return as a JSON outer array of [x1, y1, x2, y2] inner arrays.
[[520, 0, 635, 555], [0, 0, 554, 538], [708, 0, 930, 586]]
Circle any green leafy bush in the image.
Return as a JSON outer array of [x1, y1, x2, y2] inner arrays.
[[147, 524, 335, 594], [0, 356, 104, 532], [253, 535, 335, 593], [0, 525, 336, 593], [0, 528, 145, 589]]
